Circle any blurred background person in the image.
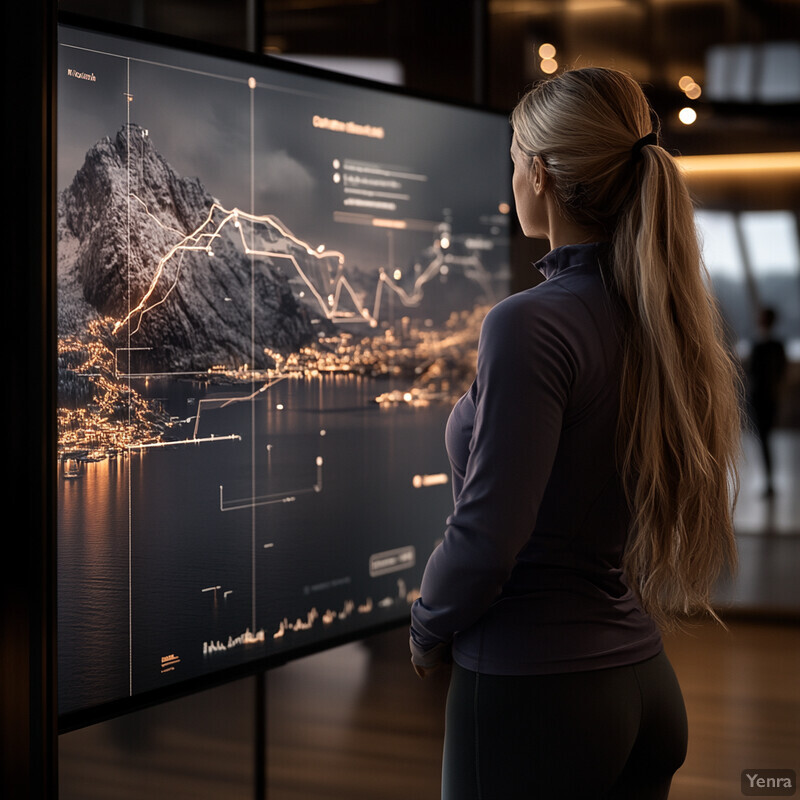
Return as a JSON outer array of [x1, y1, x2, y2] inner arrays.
[[747, 306, 787, 497]]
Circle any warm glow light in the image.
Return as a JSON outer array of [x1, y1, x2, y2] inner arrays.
[[492, 1, 559, 12], [498, 202, 511, 214], [248, 77, 256, 89], [677, 151, 800, 175], [684, 82, 702, 99], [538, 43, 556, 59], [412, 472, 449, 488], [541, 58, 559, 74], [678, 75, 694, 91], [565, 0, 628, 11], [678, 107, 697, 125], [371, 218, 407, 229], [393, 269, 402, 280]]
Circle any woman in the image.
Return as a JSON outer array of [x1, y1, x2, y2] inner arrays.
[[409, 67, 741, 799]]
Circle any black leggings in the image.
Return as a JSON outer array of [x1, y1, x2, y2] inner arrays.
[[442, 650, 688, 800]]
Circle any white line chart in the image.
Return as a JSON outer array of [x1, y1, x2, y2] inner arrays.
[[219, 454, 323, 512], [129, 434, 241, 450], [187, 372, 325, 512], [191, 376, 287, 441], [112, 193, 497, 340], [105, 189, 492, 511]]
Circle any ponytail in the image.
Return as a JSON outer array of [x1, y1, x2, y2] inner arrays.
[[612, 145, 742, 632]]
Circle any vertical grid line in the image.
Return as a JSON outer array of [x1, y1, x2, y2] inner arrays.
[[126, 57, 133, 697], [250, 80, 257, 633]]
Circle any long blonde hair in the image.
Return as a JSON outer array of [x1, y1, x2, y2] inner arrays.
[[511, 68, 742, 631]]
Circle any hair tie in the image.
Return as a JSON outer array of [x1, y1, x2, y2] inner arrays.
[[631, 132, 658, 161]]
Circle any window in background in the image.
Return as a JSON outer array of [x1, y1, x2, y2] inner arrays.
[[706, 42, 800, 103], [739, 211, 800, 360], [696, 209, 800, 361], [695, 209, 750, 348]]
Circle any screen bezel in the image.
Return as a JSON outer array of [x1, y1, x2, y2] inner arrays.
[[56, 10, 512, 734]]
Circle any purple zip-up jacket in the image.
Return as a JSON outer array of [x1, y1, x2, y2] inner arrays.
[[410, 242, 663, 674]]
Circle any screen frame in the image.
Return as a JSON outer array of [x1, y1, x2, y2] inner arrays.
[[56, 10, 512, 734]]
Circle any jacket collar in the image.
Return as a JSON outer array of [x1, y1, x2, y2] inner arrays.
[[534, 241, 608, 280]]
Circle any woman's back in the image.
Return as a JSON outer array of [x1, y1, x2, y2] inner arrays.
[[428, 242, 662, 675]]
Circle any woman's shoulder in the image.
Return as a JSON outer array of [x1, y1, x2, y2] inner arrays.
[[479, 272, 622, 376], [484, 272, 609, 334]]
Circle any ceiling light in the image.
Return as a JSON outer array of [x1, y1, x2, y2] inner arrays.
[[684, 82, 702, 99], [538, 43, 556, 59], [540, 58, 558, 74]]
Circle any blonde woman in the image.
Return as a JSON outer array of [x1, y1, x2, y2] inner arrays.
[[410, 67, 741, 799]]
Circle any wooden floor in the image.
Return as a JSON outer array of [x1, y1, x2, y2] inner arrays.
[[59, 618, 800, 800]]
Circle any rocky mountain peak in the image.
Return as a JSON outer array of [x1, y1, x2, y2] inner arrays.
[[58, 125, 319, 372]]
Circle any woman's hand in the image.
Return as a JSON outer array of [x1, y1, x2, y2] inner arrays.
[[413, 662, 430, 679], [409, 638, 451, 678]]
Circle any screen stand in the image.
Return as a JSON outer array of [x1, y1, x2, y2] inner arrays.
[[255, 671, 267, 800]]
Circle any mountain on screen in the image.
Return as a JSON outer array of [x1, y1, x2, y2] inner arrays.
[[57, 123, 319, 372]]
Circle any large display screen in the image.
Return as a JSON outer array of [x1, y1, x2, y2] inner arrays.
[[57, 20, 510, 724]]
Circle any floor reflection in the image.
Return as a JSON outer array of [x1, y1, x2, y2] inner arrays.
[[713, 430, 800, 617]]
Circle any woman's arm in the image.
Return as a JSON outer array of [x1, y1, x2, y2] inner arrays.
[[409, 290, 574, 665]]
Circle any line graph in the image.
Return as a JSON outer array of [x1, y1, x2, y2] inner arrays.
[[219, 454, 323, 512], [191, 376, 287, 440], [113, 191, 498, 342]]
